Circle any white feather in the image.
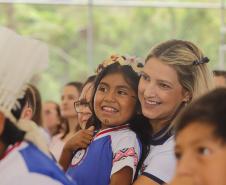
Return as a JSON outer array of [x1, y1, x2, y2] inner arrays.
[[0, 27, 49, 122]]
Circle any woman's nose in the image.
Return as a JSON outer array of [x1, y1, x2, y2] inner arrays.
[[143, 82, 157, 98]]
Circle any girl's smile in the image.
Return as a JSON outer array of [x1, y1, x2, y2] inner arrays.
[[94, 72, 137, 129]]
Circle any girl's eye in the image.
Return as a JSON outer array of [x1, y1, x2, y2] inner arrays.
[[118, 90, 128, 96], [97, 85, 107, 92], [197, 147, 211, 156]]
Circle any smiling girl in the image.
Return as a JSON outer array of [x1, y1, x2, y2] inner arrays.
[[60, 55, 150, 185]]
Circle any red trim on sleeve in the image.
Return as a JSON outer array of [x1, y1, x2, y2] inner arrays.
[[0, 142, 22, 160]]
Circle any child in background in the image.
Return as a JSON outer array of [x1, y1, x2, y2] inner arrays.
[[170, 88, 226, 185], [213, 70, 226, 87], [75, 75, 96, 130], [60, 55, 151, 185], [0, 26, 77, 185]]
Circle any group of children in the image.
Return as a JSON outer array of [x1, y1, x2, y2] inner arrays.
[[1, 26, 226, 185]]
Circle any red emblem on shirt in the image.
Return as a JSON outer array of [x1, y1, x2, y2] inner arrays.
[[113, 147, 138, 166]]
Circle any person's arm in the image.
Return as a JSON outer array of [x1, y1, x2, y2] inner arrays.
[[59, 126, 94, 171], [133, 175, 161, 185], [168, 175, 196, 185], [110, 166, 133, 185]]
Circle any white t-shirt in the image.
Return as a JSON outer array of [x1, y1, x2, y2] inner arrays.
[[141, 128, 176, 184]]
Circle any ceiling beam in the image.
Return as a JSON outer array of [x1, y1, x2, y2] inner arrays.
[[0, 0, 221, 9]]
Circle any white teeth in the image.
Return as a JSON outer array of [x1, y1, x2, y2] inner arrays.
[[102, 106, 117, 112], [146, 100, 160, 105]]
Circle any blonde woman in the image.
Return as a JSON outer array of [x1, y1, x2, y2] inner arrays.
[[134, 40, 214, 185]]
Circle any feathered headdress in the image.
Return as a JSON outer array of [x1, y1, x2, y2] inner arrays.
[[0, 27, 50, 155], [0, 27, 48, 123]]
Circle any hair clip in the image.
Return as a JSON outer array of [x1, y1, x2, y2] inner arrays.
[[193, 57, 209, 65], [96, 54, 144, 74]]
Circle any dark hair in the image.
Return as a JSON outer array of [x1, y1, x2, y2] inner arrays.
[[27, 84, 43, 126], [213, 70, 226, 80], [1, 84, 43, 146], [80, 75, 96, 104], [175, 88, 226, 142], [65, 81, 83, 94], [1, 92, 28, 146], [89, 62, 151, 180], [82, 75, 96, 89]]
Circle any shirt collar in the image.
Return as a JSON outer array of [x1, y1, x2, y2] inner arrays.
[[94, 124, 129, 139], [150, 124, 172, 146]]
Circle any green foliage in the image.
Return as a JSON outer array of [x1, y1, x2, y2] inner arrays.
[[0, 3, 222, 102]]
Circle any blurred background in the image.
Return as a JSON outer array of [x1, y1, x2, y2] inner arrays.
[[0, 0, 225, 101]]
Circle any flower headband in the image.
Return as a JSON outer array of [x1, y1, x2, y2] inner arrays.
[[96, 54, 144, 74]]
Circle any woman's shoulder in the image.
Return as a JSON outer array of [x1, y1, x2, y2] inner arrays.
[[149, 135, 175, 153], [141, 136, 176, 184]]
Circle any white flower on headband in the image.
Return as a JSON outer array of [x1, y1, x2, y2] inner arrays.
[[96, 54, 144, 74]]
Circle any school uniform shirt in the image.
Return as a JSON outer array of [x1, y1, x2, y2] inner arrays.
[[0, 141, 77, 185], [66, 124, 142, 185], [141, 126, 176, 185]]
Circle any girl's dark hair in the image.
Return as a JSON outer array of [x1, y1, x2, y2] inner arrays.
[[175, 88, 226, 142], [1, 94, 27, 146], [1, 84, 44, 146], [65, 81, 83, 94], [27, 84, 43, 126], [89, 62, 151, 180], [1, 120, 25, 146], [82, 75, 96, 89]]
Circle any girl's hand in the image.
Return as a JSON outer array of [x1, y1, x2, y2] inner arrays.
[[64, 126, 95, 152], [59, 126, 94, 171]]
